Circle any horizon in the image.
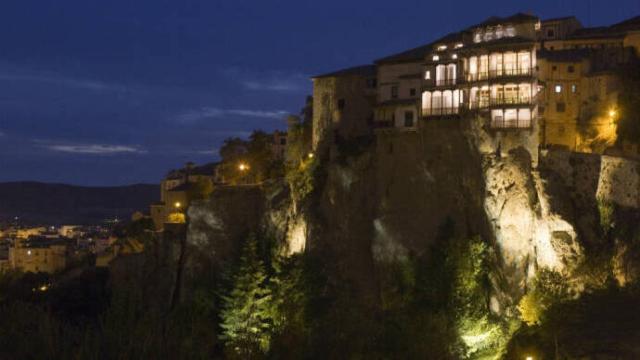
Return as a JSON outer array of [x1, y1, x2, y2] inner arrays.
[[1, 0, 639, 186]]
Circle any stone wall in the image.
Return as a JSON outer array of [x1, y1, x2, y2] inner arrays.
[[540, 149, 640, 209]]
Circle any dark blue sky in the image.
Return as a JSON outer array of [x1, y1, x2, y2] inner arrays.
[[0, 0, 638, 185]]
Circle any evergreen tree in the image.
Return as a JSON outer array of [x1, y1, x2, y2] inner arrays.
[[219, 235, 273, 357]]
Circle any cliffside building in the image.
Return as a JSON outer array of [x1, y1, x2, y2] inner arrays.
[[311, 65, 377, 149], [312, 12, 640, 157], [151, 162, 219, 230]]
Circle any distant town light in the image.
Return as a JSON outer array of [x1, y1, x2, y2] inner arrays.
[[437, 45, 447, 51], [452, 53, 458, 59], [238, 163, 249, 171], [432, 55, 440, 61], [27, 250, 31, 255], [454, 43, 464, 49], [308, 153, 314, 159], [174, 202, 181, 209], [554, 84, 562, 93], [39, 285, 48, 292], [609, 109, 617, 118], [525, 356, 533, 360]]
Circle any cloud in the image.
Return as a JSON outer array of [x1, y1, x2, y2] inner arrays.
[[36, 141, 145, 155], [242, 79, 305, 92], [0, 62, 130, 93], [192, 149, 219, 156], [220, 67, 309, 92], [0, 130, 5, 137], [175, 107, 290, 124]]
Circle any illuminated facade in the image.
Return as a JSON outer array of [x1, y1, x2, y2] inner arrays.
[[9, 237, 67, 274], [313, 13, 640, 154], [422, 14, 539, 129]]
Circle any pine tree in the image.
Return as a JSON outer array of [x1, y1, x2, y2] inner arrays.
[[219, 235, 273, 357]]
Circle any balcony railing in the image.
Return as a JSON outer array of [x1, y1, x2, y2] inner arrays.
[[435, 78, 458, 87], [491, 118, 532, 129], [490, 95, 533, 106], [422, 107, 460, 116], [465, 67, 534, 82], [469, 95, 536, 109]]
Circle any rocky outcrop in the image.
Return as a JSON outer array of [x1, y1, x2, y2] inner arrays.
[[185, 118, 640, 315]]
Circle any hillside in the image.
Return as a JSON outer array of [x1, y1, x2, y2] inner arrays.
[[0, 182, 159, 225]]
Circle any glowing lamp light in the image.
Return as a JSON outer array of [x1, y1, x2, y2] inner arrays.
[[238, 163, 249, 171], [609, 109, 617, 118], [174, 202, 181, 209], [525, 356, 533, 360], [307, 153, 314, 159], [27, 250, 32, 255], [39, 285, 48, 292]]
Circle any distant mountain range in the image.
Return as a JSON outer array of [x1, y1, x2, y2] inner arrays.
[[0, 182, 159, 225]]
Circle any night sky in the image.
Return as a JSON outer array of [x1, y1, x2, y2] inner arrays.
[[1, 0, 638, 185]]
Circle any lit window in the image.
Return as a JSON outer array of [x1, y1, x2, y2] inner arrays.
[[432, 55, 440, 61], [27, 250, 32, 255], [455, 43, 464, 49], [571, 84, 577, 93], [425, 70, 431, 80], [505, 26, 516, 37], [554, 85, 562, 93], [451, 54, 458, 59], [437, 45, 447, 51]]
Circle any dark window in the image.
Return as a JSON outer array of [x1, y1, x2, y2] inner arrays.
[[404, 111, 414, 127], [410, 88, 416, 96], [391, 86, 398, 99], [549, 46, 555, 50], [552, 65, 557, 71], [556, 102, 566, 112], [547, 29, 555, 38], [367, 78, 377, 88], [568, 65, 575, 73], [337, 99, 345, 110], [280, 138, 286, 145]]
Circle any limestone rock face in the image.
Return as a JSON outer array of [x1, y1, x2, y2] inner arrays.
[[185, 118, 640, 315], [482, 149, 583, 289]]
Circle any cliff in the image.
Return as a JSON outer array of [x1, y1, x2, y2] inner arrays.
[[185, 117, 640, 356]]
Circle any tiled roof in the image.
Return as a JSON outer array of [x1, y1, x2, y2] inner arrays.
[[471, 13, 539, 28], [563, 15, 640, 40], [542, 16, 579, 23], [375, 13, 537, 65], [611, 15, 640, 31], [313, 64, 376, 79], [537, 49, 591, 62], [375, 32, 463, 64]]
